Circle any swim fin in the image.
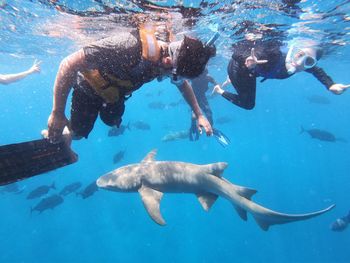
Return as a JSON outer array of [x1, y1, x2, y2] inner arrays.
[[0, 137, 78, 186], [213, 128, 231, 147]]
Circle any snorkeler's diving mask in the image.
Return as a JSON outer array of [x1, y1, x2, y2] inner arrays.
[[285, 44, 317, 74]]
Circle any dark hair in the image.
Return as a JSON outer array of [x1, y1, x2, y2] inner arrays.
[[176, 36, 216, 78]]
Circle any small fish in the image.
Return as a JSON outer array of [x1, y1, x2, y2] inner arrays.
[[113, 150, 126, 164], [300, 126, 346, 142], [0, 183, 25, 194], [330, 211, 350, 232], [31, 194, 64, 214], [168, 99, 185, 107], [148, 101, 166, 110], [307, 95, 331, 105], [161, 130, 189, 142], [108, 123, 130, 137], [76, 182, 98, 199], [59, 182, 82, 196], [27, 182, 56, 199], [215, 116, 232, 125], [132, 121, 151, 130]]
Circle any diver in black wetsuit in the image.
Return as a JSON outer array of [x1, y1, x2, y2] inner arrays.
[[189, 68, 230, 146], [213, 38, 350, 109]]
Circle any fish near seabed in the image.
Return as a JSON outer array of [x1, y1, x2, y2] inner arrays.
[[96, 150, 335, 231]]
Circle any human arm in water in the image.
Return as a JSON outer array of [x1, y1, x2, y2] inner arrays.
[[306, 66, 350, 95], [0, 59, 41, 85], [176, 80, 213, 136], [47, 49, 88, 143]]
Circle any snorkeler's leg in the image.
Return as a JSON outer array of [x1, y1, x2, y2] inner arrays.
[[70, 85, 101, 139], [221, 59, 256, 110], [100, 97, 125, 128]]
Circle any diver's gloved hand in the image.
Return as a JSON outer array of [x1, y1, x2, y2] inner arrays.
[[329, 83, 350, 95], [245, 48, 268, 69], [212, 128, 231, 147], [189, 121, 199, 141], [47, 111, 69, 144]]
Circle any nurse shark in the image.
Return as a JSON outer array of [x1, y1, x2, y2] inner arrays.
[[96, 150, 334, 231]]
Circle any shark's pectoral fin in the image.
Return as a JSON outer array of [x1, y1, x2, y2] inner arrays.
[[234, 205, 247, 221], [196, 192, 218, 211], [138, 185, 165, 225], [141, 149, 157, 163]]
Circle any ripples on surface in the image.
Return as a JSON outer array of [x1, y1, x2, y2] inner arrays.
[[0, 0, 349, 59]]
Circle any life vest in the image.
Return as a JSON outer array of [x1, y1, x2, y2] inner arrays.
[[81, 20, 173, 103], [81, 69, 133, 104]]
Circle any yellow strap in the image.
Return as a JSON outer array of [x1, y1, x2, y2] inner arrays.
[[81, 70, 119, 103]]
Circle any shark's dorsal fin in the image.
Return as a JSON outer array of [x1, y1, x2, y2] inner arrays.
[[141, 149, 157, 163], [196, 192, 218, 211], [138, 185, 165, 225], [235, 186, 257, 201], [206, 162, 228, 177]]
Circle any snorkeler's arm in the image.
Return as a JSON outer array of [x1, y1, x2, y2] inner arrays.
[[0, 59, 41, 85], [306, 66, 335, 90], [48, 49, 87, 142], [176, 80, 213, 136], [306, 66, 350, 94]]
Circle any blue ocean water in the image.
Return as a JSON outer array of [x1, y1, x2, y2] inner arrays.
[[1, 0, 350, 262]]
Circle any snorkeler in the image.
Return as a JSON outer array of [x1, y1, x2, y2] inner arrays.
[[330, 210, 350, 232], [0, 59, 41, 85], [212, 38, 350, 109], [46, 23, 216, 144], [189, 67, 230, 147]]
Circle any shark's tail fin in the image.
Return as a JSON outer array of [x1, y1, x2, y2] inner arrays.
[[300, 126, 305, 134], [251, 204, 335, 231]]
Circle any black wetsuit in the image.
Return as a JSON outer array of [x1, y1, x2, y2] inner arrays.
[[223, 39, 335, 110], [71, 30, 162, 138]]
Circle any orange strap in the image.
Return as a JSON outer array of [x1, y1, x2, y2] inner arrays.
[[139, 24, 161, 63]]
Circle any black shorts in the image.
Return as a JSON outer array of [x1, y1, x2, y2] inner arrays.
[[70, 83, 125, 138]]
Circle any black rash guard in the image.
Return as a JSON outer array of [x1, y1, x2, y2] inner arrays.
[[223, 39, 335, 109]]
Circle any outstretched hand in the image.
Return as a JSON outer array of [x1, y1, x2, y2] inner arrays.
[[212, 84, 224, 95], [329, 83, 350, 95], [244, 48, 268, 69], [29, 59, 42, 74]]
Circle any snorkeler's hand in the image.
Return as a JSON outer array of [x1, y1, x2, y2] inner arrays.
[[245, 48, 268, 69], [47, 111, 69, 144], [197, 115, 213, 136], [329, 83, 350, 95], [29, 59, 42, 74], [212, 84, 224, 95]]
